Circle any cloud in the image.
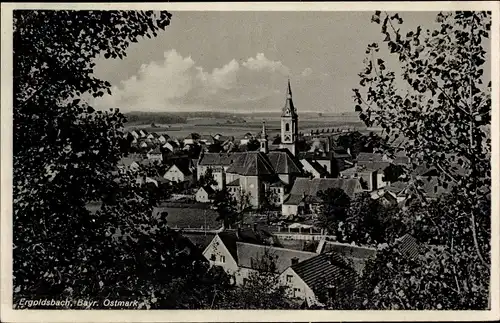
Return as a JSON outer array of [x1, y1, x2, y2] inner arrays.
[[242, 53, 290, 75], [301, 67, 313, 77], [92, 50, 291, 112]]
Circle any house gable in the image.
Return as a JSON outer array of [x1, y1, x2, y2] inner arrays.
[[203, 235, 239, 273], [280, 267, 318, 307]]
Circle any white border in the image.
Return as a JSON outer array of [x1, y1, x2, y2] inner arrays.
[[1, 2, 499, 322]]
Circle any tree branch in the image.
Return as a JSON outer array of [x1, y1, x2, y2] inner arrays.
[[470, 211, 487, 267]]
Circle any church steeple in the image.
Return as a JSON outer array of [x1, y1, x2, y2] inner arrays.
[[280, 79, 298, 156], [258, 121, 269, 154], [282, 79, 297, 118]]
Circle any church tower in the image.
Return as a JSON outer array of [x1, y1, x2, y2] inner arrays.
[[280, 79, 298, 156], [258, 121, 269, 154]]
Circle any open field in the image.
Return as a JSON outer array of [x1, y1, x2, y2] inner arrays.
[[125, 114, 366, 139]]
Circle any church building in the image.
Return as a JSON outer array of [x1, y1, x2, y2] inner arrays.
[[196, 80, 305, 209]]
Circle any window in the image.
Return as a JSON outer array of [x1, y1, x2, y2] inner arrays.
[[285, 123, 290, 131], [286, 275, 293, 283], [210, 254, 216, 261], [219, 255, 226, 263], [293, 288, 300, 297]]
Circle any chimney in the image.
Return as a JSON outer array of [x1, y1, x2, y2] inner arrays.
[[291, 257, 299, 265]]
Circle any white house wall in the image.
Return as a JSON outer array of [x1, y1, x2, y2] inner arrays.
[[279, 267, 318, 307], [203, 235, 239, 275]]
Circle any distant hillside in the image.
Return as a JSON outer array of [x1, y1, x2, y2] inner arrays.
[[125, 112, 188, 125]]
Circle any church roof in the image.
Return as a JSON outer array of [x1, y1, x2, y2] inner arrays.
[[267, 150, 303, 175], [226, 152, 276, 176]]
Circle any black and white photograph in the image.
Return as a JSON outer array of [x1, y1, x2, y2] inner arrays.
[[1, 1, 499, 322]]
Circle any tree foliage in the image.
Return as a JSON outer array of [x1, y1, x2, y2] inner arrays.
[[212, 188, 251, 228], [12, 10, 236, 309], [350, 10, 491, 310], [197, 167, 218, 189], [317, 188, 351, 234]]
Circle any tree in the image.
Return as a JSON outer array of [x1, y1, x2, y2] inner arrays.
[[383, 163, 406, 183], [316, 188, 351, 234], [197, 167, 217, 189], [13, 10, 232, 309], [352, 11, 491, 309], [245, 139, 260, 151], [259, 188, 280, 224], [336, 192, 401, 246], [356, 194, 490, 310]]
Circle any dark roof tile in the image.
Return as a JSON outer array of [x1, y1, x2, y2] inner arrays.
[[236, 242, 316, 273], [291, 252, 359, 302]]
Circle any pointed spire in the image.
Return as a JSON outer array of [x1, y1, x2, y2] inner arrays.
[[261, 121, 267, 137], [282, 79, 297, 117]]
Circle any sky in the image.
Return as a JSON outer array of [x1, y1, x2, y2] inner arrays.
[[90, 11, 448, 114]]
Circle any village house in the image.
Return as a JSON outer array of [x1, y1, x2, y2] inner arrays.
[[200, 135, 217, 147], [146, 147, 163, 162], [162, 140, 180, 154], [195, 185, 216, 203], [184, 133, 200, 146], [298, 148, 353, 178], [203, 230, 317, 286], [138, 129, 148, 138], [279, 252, 359, 307], [239, 132, 255, 146], [146, 132, 159, 141], [158, 134, 169, 144], [339, 165, 384, 191], [116, 155, 141, 173], [300, 158, 329, 179], [129, 130, 140, 140], [282, 178, 364, 216], [163, 159, 194, 184]]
